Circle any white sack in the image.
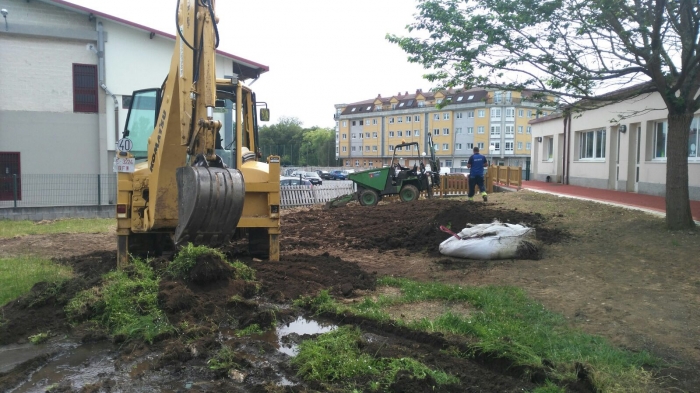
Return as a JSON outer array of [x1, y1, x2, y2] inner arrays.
[[439, 221, 537, 260]]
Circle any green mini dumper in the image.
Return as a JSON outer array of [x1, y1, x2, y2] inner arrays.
[[329, 137, 441, 207]]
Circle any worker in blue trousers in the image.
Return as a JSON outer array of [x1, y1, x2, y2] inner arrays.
[[467, 146, 488, 202]]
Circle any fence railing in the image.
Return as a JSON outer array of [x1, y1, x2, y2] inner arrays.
[[493, 165, 523, 190], [281, 183, 354, 208], [0, 174, 117, 208]]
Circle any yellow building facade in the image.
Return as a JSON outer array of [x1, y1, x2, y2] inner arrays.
[[334, 88, 554, 171]]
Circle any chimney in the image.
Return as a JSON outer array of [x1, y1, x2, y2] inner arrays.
[[398, 92, 401, 96], [377, 94, 381, 98], [405, 91, 408, 95]]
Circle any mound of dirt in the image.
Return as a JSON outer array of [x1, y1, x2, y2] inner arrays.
[[187, 254, 234, 284], [0, 251, 116, 345], [281, 199, 568, 256]]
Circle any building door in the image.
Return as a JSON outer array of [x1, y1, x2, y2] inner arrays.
[[634, 126, 641, 192], [0, 152, 21, 201]]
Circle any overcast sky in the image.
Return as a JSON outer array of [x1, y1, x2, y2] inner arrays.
[[66, 0, 432, 129]]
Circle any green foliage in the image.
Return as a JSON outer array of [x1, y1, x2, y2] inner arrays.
[[0, 218, 113, 238], [208, 345, 238, 371], [235, 323, 264, 337], [167, 244, 227, 279], [230, 261, 255, 281], [0, 256, 73, 306], [66, 258, 172, 343], [301, 277, 658, 391], [292, 326, 457, 391], [258, 117, 336, 166], [28, 332, 49, 345]]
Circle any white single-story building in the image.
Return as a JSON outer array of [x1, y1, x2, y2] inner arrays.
[[530, 89, 700, 200], [0, 0, 267, 207]]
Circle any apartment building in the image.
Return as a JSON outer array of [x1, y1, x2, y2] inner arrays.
[[334, 88, 552, 171]]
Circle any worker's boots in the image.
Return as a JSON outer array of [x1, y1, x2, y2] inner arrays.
[[481, 192, 488, 202]]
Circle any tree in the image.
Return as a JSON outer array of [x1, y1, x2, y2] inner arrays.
[[388, 0, 698, 229], [299, 127, 336, 166], [259, 117, 305, 165]]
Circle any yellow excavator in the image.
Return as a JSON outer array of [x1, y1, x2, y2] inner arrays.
[[115, 0, 280, 267]]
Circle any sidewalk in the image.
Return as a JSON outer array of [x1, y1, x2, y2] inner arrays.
[[514, 180, 700, 221]]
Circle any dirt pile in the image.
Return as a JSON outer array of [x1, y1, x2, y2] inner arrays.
[[281, 199, 569, 255]]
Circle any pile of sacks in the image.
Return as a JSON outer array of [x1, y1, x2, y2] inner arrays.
[[439, 221, 539, 260]]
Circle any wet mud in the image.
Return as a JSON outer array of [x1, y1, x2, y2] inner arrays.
[[0, 198, 580, 392]]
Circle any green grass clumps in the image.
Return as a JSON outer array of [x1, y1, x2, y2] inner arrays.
[[230, 260, 255, 281], [28, 332, 50, 344], [166, 244, 255, 281], [208, 345, 238, 371], [0, 256, 73, 306], [66, 258, 172, 343], [292, 326, 457, 391], [235, 323, 264, 337], [0, 218, 113, 238], [298, 278, 657, 392]]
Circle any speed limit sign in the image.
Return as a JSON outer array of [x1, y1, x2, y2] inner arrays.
[[117, 138, 133, 152]]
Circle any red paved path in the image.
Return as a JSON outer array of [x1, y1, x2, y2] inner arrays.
[[518, 180, 700, 221]]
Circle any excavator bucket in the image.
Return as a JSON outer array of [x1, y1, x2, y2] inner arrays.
[[174, 166, 245, 246]]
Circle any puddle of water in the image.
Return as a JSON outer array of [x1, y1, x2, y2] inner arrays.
[[275, 316, 337, 357]]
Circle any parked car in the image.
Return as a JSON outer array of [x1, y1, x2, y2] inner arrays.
[[280, 176, 313, 188], [302, 172, 323, 185], [316, 170, 334, 180], [329, 170, 348, 180]]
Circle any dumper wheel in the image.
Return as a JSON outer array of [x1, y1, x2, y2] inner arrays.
[[399, 184, 419, 202], [359, 189, 379, 206]]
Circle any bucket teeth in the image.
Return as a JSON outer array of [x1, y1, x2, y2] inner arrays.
[[174, 166, 245, 246]]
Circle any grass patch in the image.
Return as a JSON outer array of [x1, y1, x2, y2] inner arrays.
[[66, 258, 172, 343], [298, 278, 658, 392], [167, 244, 255, 281], [235, 323, 264, 337], [208, 345, 238, 371], [28, 332, 50, 344], [230, 260, 255, 281], [0, 218, 113, 238], [0, 256, 73, 306], [292, 326, 458, 391]]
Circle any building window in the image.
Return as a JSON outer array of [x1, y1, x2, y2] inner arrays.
[[434, 144, 440, 151], [526, 142, 531, 150], [690, 117, 699, 158], [373, 132, 377, 138], [336, 147, 339, 153], [491, 108, 501, 119], [456, 143, 462, 150], [492, 142, 501, 153], [468, 111, 474, 118], [352, 146, 356, 151], [433, 114, 440, 120], [369, 161, 374, 167], [365, 146, 370, 151], [445, 160, 453, 167], [396, 146, 403, 151], [518, 141, 523, 150], [343, 134, 347, 139], [373, 146, 377, 151], [443, 128, 450, 135], [398, 131, 403, 137], [527, 110, 533, 117], [389, 145, 394, 151], [456, 112, 463, 119], [478, 110, 485, 117], [406, 130, 411, 136], [505, 125, 514, 136], [414, 115, 420, 121], [73, 64, 98, 113], [373, 119, 378, 125], [355, 160, 360, 167], [653, 121, 667, 159], [352, 121, 357, 126], [477, 126, 485, 134], [443, 113, 450, 120], [359, 133, 364, 139], [436, 98, 443, 104], [406, 116, 411, 122], [433, 129, 440, 135], [397, 117, 403, 123], [352, 133, 356, 139], [389, 117, 395, 124], [342, 121, 347, 127], [415, 130, 420, 136], [456, 128, 462, 134], [467, 127, 473, 134], [376, 105, 382, 111], [546, 137, 555, 160], [526, 126, 532, 134], [346, 160, 350, 167], [505, 142, 514, 153], [443, 143, 449, 150], [467, 143, 474, 150], [478, 142, 484, 149], [342, 146, 347, 152], [490, 126, 501, 136], [389, 131, 395, 137], [359, 120, 364, 125], [494, 91, 502, 103], [579, 129, 606, 159], [518, 126, 523, 134], [519, 109, 524, 117], [391, 104, 397, 110], [418, 101, 425, 107], [460, 159, 469, 167], [506, 108, 515, 119], [365, 132, 370, 138]]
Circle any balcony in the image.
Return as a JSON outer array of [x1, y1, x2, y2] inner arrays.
[[333, 113, 341, 120]]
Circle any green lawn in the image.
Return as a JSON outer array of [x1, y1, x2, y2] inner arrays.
[[0, 256, 73, 306], [0, 218, 113, 238]]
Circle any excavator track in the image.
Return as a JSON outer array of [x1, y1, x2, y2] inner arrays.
[[174, 166, 245, 246]]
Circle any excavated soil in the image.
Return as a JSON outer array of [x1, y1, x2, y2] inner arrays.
[[1, 193, 698, 391]]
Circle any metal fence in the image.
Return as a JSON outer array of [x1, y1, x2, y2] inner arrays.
[[0, 174, 117, 208]]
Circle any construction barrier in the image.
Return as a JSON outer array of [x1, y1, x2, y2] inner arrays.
[[437, 166, 522, 197]]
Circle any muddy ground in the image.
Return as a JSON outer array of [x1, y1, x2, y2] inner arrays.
[[1, 191, 699, 392]]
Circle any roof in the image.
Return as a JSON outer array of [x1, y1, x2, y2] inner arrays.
[[340, 88, 492, 115], [44, 0, 269, 81]]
